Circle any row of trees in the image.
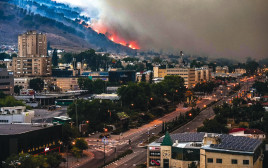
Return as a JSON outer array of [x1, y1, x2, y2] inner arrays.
[[3, 153, 64, 168], [118, 75, 186, 111], [197, 101, 267, 133], [67, 75, 186, 133], [193, 81, 217, 94], [78, 78, 106, 94]]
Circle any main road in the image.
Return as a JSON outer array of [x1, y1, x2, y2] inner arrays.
[[79, 77, 256, 168]]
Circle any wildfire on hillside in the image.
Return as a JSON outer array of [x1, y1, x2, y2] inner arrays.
[[76, 19, 140, 50]]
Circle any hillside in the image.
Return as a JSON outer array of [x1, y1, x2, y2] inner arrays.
[[0, 1, 135, 54]]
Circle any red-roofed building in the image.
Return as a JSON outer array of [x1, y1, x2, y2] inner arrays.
[[229, 128, 266, 140]]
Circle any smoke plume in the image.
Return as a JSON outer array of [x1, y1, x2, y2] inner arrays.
[[55, 0, 268, 60]]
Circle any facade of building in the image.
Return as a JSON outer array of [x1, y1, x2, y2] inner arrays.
[[0, 106, 34, 124], [153, 67, 195, 88], [18, 30, 47, 57], [0, 68, 14, 95], [54, 77, 80, 92], [14, 77, 31, 90], [235, 68, 247, 75], [216, 66, 229, 73], [108, 70, 136, 84], [0, 59, 13, 71], [0, 124, 62, 162], [147, 132, 263, 168], [195, 66, 211, 83], [13, 31, 51, 77]]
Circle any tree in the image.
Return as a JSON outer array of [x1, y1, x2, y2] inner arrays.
[[245, 59, 259, 75], [11, 53, 17, 58], [29, 78, 44, 92], [93, 79, 106, 94], [0, 53, 10, 60], [14, 85, 23, 95], [45, 152, 65, 168], [149, 72, 153, 84], [61, 53, 73, 63], [188, 162, 197, 168], [74, 138, 88, 151], [197, 119, 228, 133], [71, 147, 82, 161], [0, 64, 6, 68], [0, 96, 25, 107], [52, 49, 58, 66]]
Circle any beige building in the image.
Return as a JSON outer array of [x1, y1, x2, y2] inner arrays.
[[147, 132, 263, 168], [14, 77, 31, 90], [13, 31, 51, 77], [54, 77, 79, 92], [216, 66, 229, 73], [18, 30, 47, 57], [195, 66, 211, 83], [153, 67, 196, 88]]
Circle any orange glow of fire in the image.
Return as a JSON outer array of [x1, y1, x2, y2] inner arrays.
[[76, 19, 140, 50]]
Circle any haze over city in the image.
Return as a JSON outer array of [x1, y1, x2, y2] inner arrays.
[[56, 0, 268, 60]]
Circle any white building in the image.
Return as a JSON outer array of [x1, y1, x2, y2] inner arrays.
[[0, 106, 34, 124]]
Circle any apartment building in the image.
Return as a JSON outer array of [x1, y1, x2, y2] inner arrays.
[[147, 132, 263, 168], [0, 68, 14, 95], [153, 67, 196, 88], [13, 31, 51, 77], [195, 66, 211, 83]]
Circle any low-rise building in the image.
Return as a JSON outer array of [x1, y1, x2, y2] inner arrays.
[[0, 123, 62, 162], [0, 68, 14, 95], [147, 132, 263, 168], [0, 106, 34, 124]]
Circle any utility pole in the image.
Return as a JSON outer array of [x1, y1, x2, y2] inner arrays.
[[75, 99, 78, 128], [104, 139, 106, 165]]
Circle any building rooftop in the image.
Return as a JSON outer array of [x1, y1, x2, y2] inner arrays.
[[154, 132, 262, 153], [0, 124, 56, 135]]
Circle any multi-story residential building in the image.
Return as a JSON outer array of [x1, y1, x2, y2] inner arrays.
[[18, 30, 47, 57], [0, 68, 14, 95], [153, 67, 196, 88], [195, 66, 212, 83], [13, 31, 51, 77], [0, 106, 34, 124], [147, 132, 263, 168]]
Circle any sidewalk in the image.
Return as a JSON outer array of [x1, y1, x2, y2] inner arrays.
[[59, 150, 94, 168]]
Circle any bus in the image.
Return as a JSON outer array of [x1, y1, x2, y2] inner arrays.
[[55, 99, 74, 106], [53, 116, 71, 124]]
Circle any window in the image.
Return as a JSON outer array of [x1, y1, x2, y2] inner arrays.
[[216, 159, 222, 163], [207, 158, 213, 163], [231, 159, 237, 164], [243, 160, 249, 165]]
